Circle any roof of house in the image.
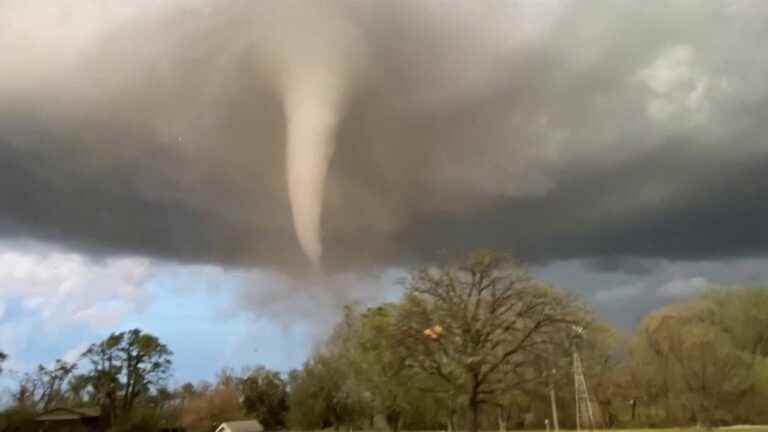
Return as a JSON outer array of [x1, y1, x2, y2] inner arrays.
[[217, 420, 265, 432], [36, 407, 101, 421]]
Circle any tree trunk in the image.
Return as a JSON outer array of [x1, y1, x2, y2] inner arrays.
[[599, 400, 613, 428], [387, 408, 402, 432], [497, 406, 508, 432], [468, 399, 480, 432], [549, 384, 559, 432], [447, 407, 456, 432], [663, 356, 672, 423], [467, 373, 481, 432], [104, 390, 116, 429]]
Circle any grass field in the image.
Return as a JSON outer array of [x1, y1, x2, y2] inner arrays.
[[328, 428, 768, 432], [502, 428, 768, 432], [379, 428, 768, 432]]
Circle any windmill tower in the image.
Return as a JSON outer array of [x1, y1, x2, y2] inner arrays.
[[572, 327, 600, 431]]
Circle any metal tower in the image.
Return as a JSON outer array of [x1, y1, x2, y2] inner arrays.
[[573, 351, 597, 431]]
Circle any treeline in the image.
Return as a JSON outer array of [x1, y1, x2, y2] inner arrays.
[[287, 251, 605, 432], [285, 252, 768, 431], [1, 329, 177, 431], [0, 330, 291, 432], [2, 250, 767, 431]]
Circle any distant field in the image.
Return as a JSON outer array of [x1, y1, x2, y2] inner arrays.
[[327, 428, 768, 432], [312, 428, 768, 432], [510, 429, 768, 432], [517, 428, 768, 432]]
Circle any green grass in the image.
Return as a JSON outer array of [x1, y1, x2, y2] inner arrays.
[[309, 428, 768, 432], [511, 428, 768, 432], [383, 428, 768, 432]]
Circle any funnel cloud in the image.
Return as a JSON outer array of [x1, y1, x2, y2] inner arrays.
[[0, 1, 767, 274], [283, 74, 341, 268], [278, 8, 364, 267]]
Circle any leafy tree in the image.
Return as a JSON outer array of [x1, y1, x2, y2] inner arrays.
[[82, 328, 173, 422], [240, 366, 289, 429], [65, 374, 92, 406], [337, 304, 424, 432], [119, 329, 173, 415], [336, 303, 451, 431], [395, 250, 588, 432], [631, 299, 753, 426], [706, 288, 768, 354], [286, 353, 369, 431]]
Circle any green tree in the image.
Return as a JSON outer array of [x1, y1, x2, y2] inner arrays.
[[703, 287, 768, 357], [286, 353, 368, 431], [701, 287, 768, 424], [65, 374, 92, 406], [82, 328, 173, 422], [240, 365, 289, 429], [338, 303, 452, 431], [632, 299, 752, 426], [338, 304, 421, 432]]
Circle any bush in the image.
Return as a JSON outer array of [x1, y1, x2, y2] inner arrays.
[[109, 409, 163, 432], [0, 406, 37, 432]]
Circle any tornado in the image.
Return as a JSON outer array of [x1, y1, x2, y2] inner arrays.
[[274, 3, 366, 269], [283, 72, 342, 268]]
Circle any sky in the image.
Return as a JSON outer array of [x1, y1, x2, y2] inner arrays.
[[1, 0, 768, 392]]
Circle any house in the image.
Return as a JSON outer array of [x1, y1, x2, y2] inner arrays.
[[35, 407, 104, 431], [215, 420, 264, 432]]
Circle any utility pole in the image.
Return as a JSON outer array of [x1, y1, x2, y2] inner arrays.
[[573, 351, 596, 432], [548, 369, 560, 432], [572, 326, 600, 432]]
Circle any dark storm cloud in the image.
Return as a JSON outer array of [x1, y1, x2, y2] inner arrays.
[[389, 143, 768, 268], [535, 256, 768, 328], [1, 1, 767, 272], [0, 116, 300, 268], [584, 256, 663, 276]]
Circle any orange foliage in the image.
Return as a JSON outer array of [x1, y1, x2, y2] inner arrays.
[[181, 384, 245, 432]]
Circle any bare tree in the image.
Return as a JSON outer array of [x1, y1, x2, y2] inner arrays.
[[395, 250, 588, 432], [13, 359, 77, 411]]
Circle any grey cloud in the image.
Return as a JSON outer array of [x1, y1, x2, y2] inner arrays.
[[656, 277, 712, 299], [0, 1, 767, 274], [593, 284, 644, 304], [585, 256, 665, 276], [535, 256, 768, 328], [235, 269, 406, 345]]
